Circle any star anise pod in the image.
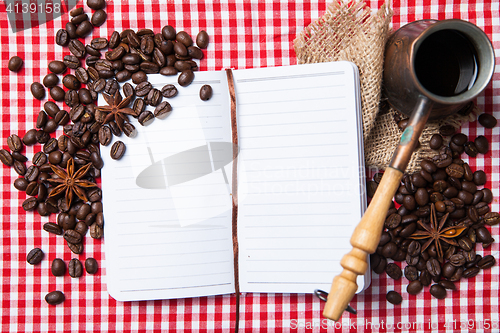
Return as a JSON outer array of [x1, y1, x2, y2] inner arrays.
[[95, 90, 138, 131], [47, 158, 97, 208], [408, 203, 467, 263]]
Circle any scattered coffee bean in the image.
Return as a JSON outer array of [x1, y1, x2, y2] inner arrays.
[[474, 135, 489, 154], [27, 248, 44, 265], [85, 257, 98, 274], [51, 258, 66, 276], [68, 258, 83, 278], [87, 0, 105, 10], [478, 113, 497, 128], [429, 284, 447, 299], [8, 56, 23, 72], [91, 9, 107, 27], [429, 134, 443, 150], [386, 291, 403, 305], [110, 141, 126, 160], [178, 69, 194, 87], [200, 84, 213, 101], [45, 291, 65, 305], [406, 280, 423, 295], [30, 82, 45, 100]]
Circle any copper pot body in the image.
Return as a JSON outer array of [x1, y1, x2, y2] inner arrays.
[[384, 19, 495, 120]]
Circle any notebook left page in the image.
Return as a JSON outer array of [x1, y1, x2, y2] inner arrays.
[[100, 71, 235, 301]]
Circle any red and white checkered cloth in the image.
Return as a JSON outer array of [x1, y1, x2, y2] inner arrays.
[[0, 0, 499, 332]]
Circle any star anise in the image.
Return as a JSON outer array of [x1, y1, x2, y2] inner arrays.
[[47, 158, 97, 208], [408, 203, 467, 263], [95, 90, 138, 131]]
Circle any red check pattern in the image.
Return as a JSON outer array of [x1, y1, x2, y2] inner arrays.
[[0, 0, 499, 332]]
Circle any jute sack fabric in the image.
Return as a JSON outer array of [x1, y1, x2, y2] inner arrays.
[[294, 0, 479, 172]]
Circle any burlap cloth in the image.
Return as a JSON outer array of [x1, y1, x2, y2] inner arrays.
[[294, 0, 479, 172]]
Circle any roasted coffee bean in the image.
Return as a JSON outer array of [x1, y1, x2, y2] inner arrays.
[[24, 164, 39, 182], [160, 66, 177, 76], [461, 181, 477, 194], [68, 258, 83, 278], [429, 284, 446, 299], [65, 90, 80, 107], [476, 227, 492, 243], [43, 138, 58, 154], [78, 88, 93, 105], [146, 88, 162, 106], [27, 248, 44, 265], [404, 265, 419, 281], [198, 84, 214, 101], [98, 126, 112, 146], [90, 222, 103, 239], [13, 177, 29, 191], [73, 221, 88, 237], [399, 223, 417, 238], [22, 197, 38, 211], [131, 71, 147, 84], [104, 79, 119, 95], [71, 12, 88, 25], [43, 73, 59, 88], [67, 241, 84, 254], [139, 61, 160, 74], [108, 121, 121, 136], [56, 28, 69, 46], [478, 255, 495, 269], [30, 82, 45, 100], [474, 135, 489, 154], [25, 181, 39, 196], [471, 170, 487, 186], [161, 84, 178, 98], [478, 113, 497, 128], [439, 125, 456, 136], [451, 133, 468, 146], [115, 69, 131, 82], [483, 212, 500, 226], [6, 134, 22, 152], [402, 195, 416, 211], [426, 258, 441, 277], [95, 212, 104, 228], [87, 0, 105, 9], [63, 229, 83, 244], [49, 86, 65, 101], [45, 291, 65, 305], [141, 36, 155, 54], [107, 30, 120, 49], [43, 222, 63, 235], [11, 152, 27, 163], [76, 20, 93, 37], [154, 101, 172, 118], [110, 141, 126, 160], [178, 69, 194, 87], [420, 159, 437, 174], [106, 46, 126, 62], [138, 110, 155, 126], [463, 266, 480, 278], [62, 74, 80, 90], [70, 7, 83, 16], [381, 242, 397, 258], [187, 45, 203, 59], [69, 39, 86, 58], [91, 9, 107, 26], [196, 30, 209, 48], [42, 118, 58, 133], [442, 262, 456, 279], [386, 291, 402, 305], [464, 141, 478, 157], [51, 258, 66, 276], [0, 148, 14, 166], [407, 240, 421, 257], [90, 151, 104, 169], [385, 263, 402, 280], [162, 25, 176, 40], [406, 280, 422, 295], [122, 122, 137, 137], [48, 60, 66, 74], [429, 134, 443, 149], [85, 257, 99, 274], [65, 21, 77, 38], [445, 163, 464, 178], [176, 31, 193, 47]]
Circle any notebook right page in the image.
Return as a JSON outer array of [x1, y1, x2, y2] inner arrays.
[[234, 62, 367, 293]]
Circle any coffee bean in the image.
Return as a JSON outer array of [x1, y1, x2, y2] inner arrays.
[[68, 241, 84, 254], [162, 25, 176, 40], [69, 39, 86, 58], [154, 101, 172, 119], [445, 163, 464, 178], [87, 0, 105, 10], [404, 265, 419, 281], [199, 84, 213, 101], [63, 74, 81, 90], [8, 56, 23, 72], [130, 71, 147, 84], [45, 291, 65, 305], [482, 188, 493, 203], [30, 82, 45, 100], [42, 73, 59, 88], [386, 291, 402, 305], [27, 247, 44, 265], [196, 30, 209, 48], [145, 88, 161, 106], [76, 20, 93, 37], [78, 88, 93, 105], [6, 134, 22, 153], [107, 30, 120, 49], [178, 69, 194, 87], [116, 69, 132, 82], [56, 28, 69, 46], [474, 135, 489, 154], [463, 266, 480, 278], [478, 113, 497, 128], [48, 86, 64, 101], [71, 12, 88, 25], [439, 125, 456, 136], [51, 258, 66, 276], [90, 222, 103, 239], [91, 9, 107, 27], [464, 141, 478, 157], [385, 262, 402, 280], [42, 221, 63, 235], [63, 229, 82, 244], [429, 284, 447, 299], [159, 84, 178, 98], [406, 280, 422, 295], [426, 258, 441, 277], [160, 66, 178, 76], [137, 110, 154, 126], [110, 141, 126, 160], [65, 21, 77, 38], [48, 60, 66, 74], [68, 258, 83, 278], [478, 255, 495, 269], [85, 257, 99, 274], [484, 212, 500, 226], [429, 134, 443, 149], [13, 177, 28, 191]]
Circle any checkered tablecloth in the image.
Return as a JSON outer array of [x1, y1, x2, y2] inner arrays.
[[0, 0, 499, 332]]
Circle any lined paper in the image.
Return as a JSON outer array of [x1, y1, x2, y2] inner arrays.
[[234, 62, 368, 293], [101, 71, 235, 301]]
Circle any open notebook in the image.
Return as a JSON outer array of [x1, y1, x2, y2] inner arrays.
[[100, 61, 369, 301]]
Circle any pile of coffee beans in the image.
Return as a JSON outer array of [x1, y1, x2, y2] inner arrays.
[[368, 116, 498, 303], [3, 0, 213, 305]]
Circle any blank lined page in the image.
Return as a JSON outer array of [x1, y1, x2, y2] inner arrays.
[[101, 71, 235, 301], [234, 62, 367, 293]]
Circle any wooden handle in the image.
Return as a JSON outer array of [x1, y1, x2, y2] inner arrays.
[[323, 167, 404, 321]]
